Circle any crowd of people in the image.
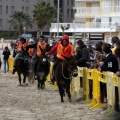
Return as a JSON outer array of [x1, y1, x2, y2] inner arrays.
[[1, 34, 120, 111]]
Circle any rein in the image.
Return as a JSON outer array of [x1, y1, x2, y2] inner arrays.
[[62, 63, 71, 79]]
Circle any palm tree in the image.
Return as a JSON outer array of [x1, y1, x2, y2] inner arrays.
[[9, 11, 33, 35], [61, 25, 70, 35], [33, 1, 56, 37]]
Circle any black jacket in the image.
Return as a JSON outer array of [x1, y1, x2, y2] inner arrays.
[[77, 45, 90, 67], [2, 50, 11, 60], [101, 53, 118, 73]]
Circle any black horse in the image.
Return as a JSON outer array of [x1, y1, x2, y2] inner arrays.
[[36, 51, 50, 89], [55, 56, 78, 102], [16, 49, 29, 85]]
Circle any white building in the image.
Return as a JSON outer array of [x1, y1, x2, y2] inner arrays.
[[50, 0, 120, 43]]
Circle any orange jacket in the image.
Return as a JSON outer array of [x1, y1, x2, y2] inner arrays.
[[28, 48, 34, 56], [71, 44, 74, 55], [57, 42, 73, 60], [36, 42, 47, 57], [18, 42, 28, 51]]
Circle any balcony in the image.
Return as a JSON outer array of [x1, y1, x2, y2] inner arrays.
[[75, 7, 100, 18], [50, 22, 118, 33], [74, 6, 120, 18], [75, 0, 100, 1]]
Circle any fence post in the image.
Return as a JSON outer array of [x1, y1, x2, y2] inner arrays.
[[88, 69, 103, 110], [101, 72, 119, 115]]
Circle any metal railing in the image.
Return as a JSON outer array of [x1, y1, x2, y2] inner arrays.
[[51, 22, 120, 29]]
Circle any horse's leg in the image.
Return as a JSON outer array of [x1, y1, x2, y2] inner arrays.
[[18, 72, 21, 85], [57, 83, 64, 102], [41, 78, 46, 89], [66, 82, 72, 102], [37, 75, 41, 90], [23, 73, 26, 84]]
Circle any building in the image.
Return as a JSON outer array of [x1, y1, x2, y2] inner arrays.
[[50, 0, 120, 43], [0, 0, 74, 36], [54, 0, 75, 23]]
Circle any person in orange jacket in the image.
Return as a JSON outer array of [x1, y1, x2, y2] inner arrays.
[[12, 37, 28, 74], [28, 39, 35, 63], [26, 35, 51, 77], [46, 35, 74, 84]]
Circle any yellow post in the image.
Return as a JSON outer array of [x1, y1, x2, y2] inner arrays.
[[88, 69, 103, 110], [83, 68, 92, 104]]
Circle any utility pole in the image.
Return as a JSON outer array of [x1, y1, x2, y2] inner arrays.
[[57, 0, 59, 41]]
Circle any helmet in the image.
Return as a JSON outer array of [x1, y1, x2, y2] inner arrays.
[[20, 37, 26, 42]]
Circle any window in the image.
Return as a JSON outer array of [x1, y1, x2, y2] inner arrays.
[[26, 7, 29, 13], [0, 19, 2, 29], [22, 6, 24, 11], [67, 0, 69, 5], [71, 9, 73, 18], [6, 6, 8, 14], [11, 6, 15, 14], [71, 0, 74, 6], [115, 0, 120, 6], [67, 9, 70, 18], [0, 5, 2, 15]]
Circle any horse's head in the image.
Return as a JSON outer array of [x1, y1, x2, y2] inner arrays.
[[41, 51, 48, 65], [20, 48, 28, 63], [63, 56, 78, 77]]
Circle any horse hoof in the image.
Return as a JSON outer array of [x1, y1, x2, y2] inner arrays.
[[18, 84, 23, 86]]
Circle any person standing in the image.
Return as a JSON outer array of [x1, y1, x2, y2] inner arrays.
[[2, 47, 11, 73]]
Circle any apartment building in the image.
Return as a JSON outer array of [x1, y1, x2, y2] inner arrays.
[[54, 0, 74, 22], [0, 0, 74, 35], [50, 0, 120, 43]]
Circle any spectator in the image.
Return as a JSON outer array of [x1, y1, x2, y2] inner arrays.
[[2, 47, 11, 73], [98, 43, 119, 111], [76, 39, 90, 67], [111, 36, 119, 54]]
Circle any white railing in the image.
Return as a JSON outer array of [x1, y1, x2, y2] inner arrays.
[[75, 7, 100, 14], [51, 22, 120, 29], [75, 6, 120, 15]]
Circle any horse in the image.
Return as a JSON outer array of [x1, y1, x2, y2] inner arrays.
[[55, 56, 78, 102], [16, 49, 29, 86], [36, 51, 50, 89]]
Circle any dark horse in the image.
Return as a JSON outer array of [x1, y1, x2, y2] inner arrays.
[[16, 49, 29, 85], [36, 51, 50, 89], [55, 56, 78, 102]]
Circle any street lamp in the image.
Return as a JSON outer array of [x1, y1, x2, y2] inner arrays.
[[57, 0, 59, 41]]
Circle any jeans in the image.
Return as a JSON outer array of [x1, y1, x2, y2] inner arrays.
[[4, 59, 9, 73]]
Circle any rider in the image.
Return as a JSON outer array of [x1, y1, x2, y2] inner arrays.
[[28, 39, 35, 63], [46, 34, 74, 84], [12, 37, 28, 74], [26, 35, 51, 77]]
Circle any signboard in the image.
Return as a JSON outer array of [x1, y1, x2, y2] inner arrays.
[[22, 34, 32, 38]]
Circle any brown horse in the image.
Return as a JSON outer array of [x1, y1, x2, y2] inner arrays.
[[55, 56, 78, 102]]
